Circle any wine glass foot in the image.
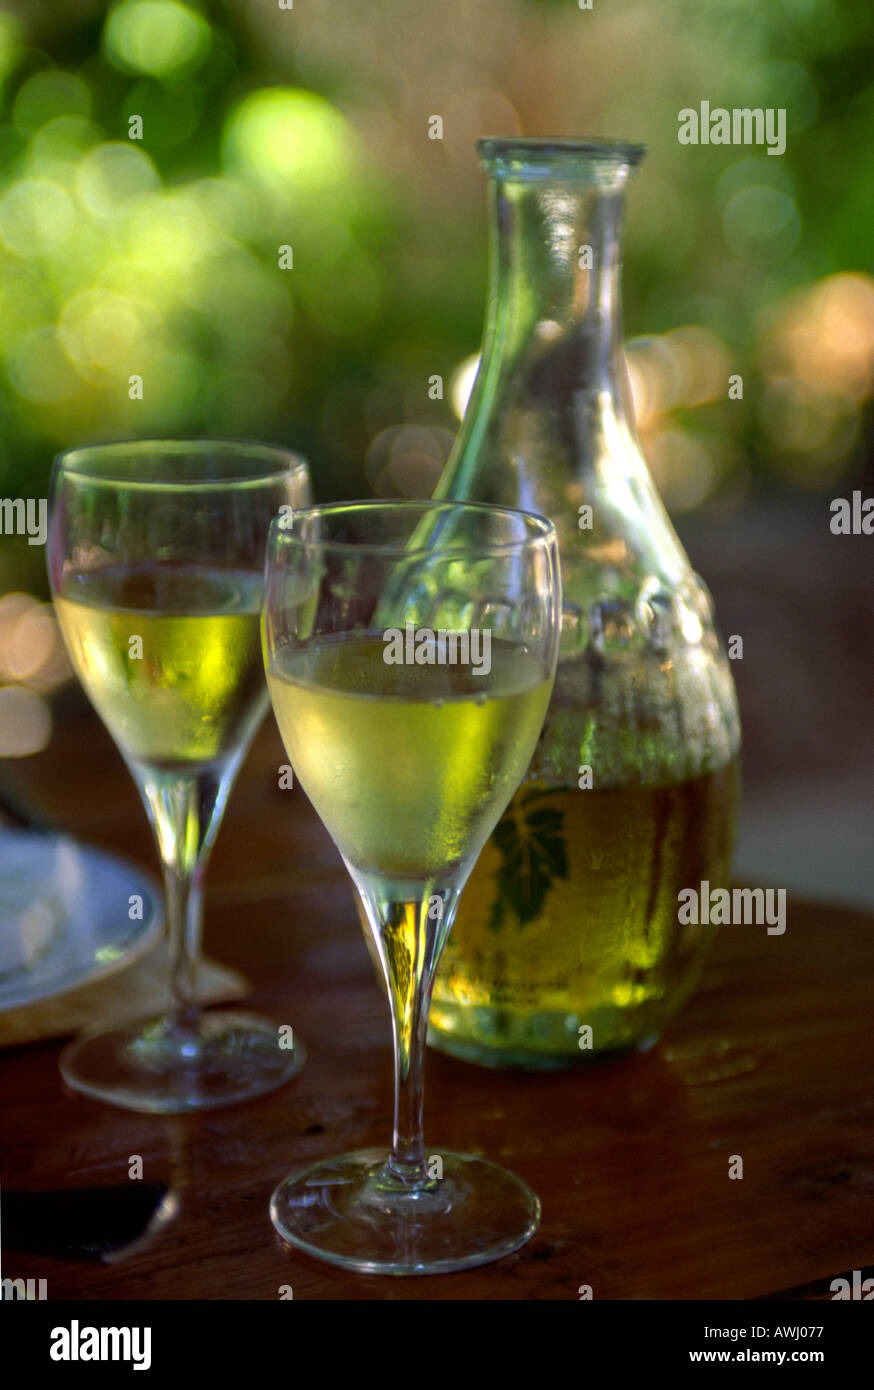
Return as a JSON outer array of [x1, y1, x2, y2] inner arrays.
[[59, 1009, 306, 1113], [269, 1148, 540, 1275]]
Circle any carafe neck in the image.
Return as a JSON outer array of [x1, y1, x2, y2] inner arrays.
[[478, 140, 643, 403]]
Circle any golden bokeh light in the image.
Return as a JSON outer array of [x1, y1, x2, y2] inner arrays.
[[0, 592, 73, 755], [365, 424, 454, 496], [757, 272, 874, 481], [626, 326, 732, 426], [765, 273, 874, 402], [0, 594, 72, 692], [0, 685, 51, 757], [643, 427, 717, 513]]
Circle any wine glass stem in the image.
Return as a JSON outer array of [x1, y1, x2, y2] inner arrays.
[[366, 891, 457, 1188], [165, 860, 204, 1021], [137, 770, 225, 1028], [390, 966, 429, 1183]]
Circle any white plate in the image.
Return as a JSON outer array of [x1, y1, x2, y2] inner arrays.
[[0, 828, 162, 1011]]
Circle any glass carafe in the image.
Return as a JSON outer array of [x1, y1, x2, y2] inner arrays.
[[428, 139, 741, 1068]]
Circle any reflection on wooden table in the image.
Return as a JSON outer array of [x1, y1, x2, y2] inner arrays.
[[1, 700, 872, 1299]]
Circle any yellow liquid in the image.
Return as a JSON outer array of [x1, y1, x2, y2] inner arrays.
[[267, 634, 553, 884], [55, 566, 267, 768], [430, 760, 739, 1065]]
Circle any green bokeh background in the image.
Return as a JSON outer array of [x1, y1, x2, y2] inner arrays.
[[0, 0, 871, 578]]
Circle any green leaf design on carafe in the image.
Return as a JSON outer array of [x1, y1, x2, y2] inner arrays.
[[488, 787, 568, 931]]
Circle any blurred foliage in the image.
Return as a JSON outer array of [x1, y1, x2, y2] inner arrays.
[[0, 0, 871, 543]]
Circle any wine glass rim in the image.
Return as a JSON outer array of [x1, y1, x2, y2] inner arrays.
[[269, 498, 557, 558], [52, 437, 310, 488]]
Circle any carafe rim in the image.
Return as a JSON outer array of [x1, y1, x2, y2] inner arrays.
[[477, 136, 646, 179]]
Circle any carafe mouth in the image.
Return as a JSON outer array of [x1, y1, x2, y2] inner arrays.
[[478, 137, 645, 182]]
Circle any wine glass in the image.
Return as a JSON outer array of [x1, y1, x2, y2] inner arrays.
[[262, 499, 561, 1273], [48, 439, 311, 1112]]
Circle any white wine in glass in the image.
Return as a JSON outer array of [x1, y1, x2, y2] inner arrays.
[[49, 440, 311, 1113], [55, 566, 267, 769], [263, 500, 561, 1274], [268, 635, 552, 884]]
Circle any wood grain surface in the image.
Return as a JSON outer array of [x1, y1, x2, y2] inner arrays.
[[1, 697, 872, 1300]]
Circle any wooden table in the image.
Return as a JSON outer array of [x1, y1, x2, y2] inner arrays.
[[2, 696, 873, 1300]]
